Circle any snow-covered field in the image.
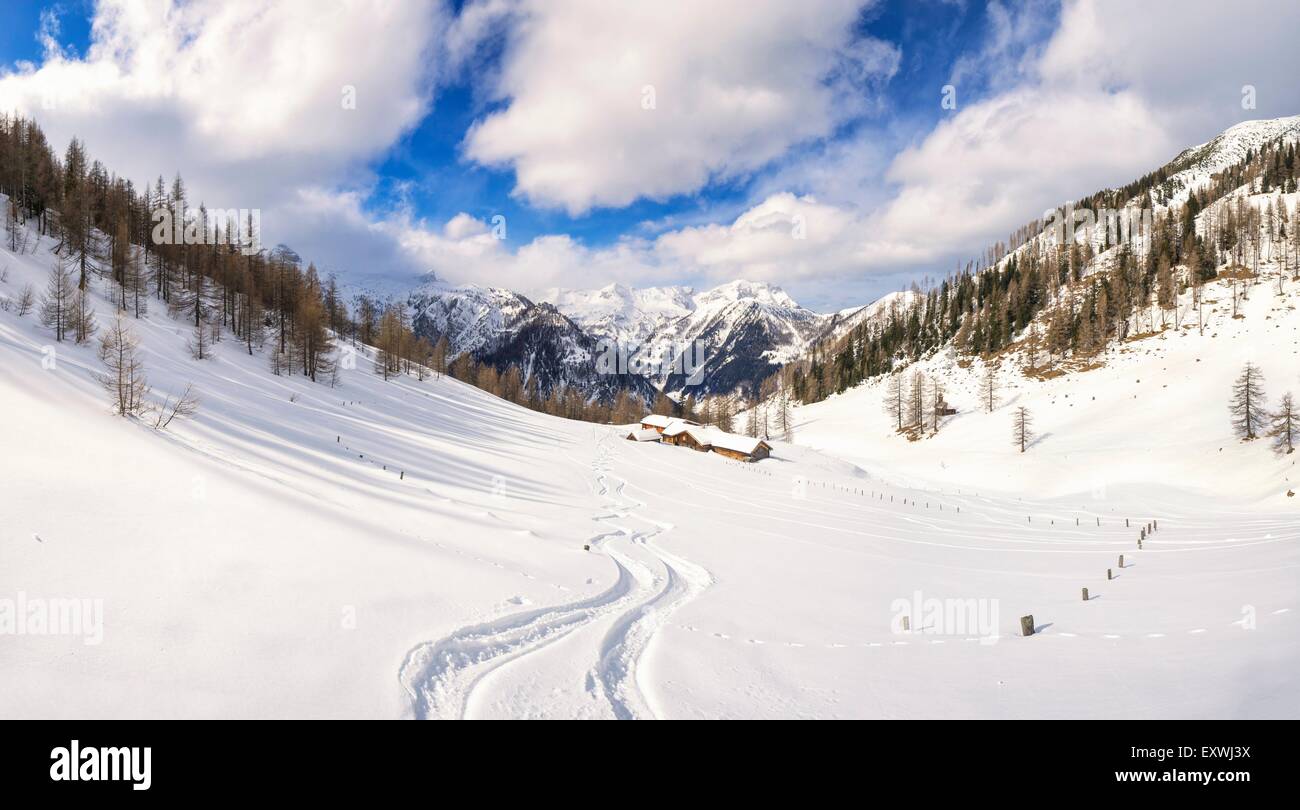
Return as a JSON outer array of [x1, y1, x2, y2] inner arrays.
[[2, 222, 1297, 718]]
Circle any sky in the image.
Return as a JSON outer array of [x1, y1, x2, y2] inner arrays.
[[1, 0, 1299, 312]]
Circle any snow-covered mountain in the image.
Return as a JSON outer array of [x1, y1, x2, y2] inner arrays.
[[645, 280, 829, 396], [1149, 114, 1300, 207], [407, 275, 860, 399], [405, 273, 658, 404], [817, 289, 921, 346], [539, 283, 696, 344], [405, 273, 536, 358]]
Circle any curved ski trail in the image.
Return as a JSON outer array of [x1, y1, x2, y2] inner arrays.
[[398, 434, 710, 719], [584, 442, 713, 719]]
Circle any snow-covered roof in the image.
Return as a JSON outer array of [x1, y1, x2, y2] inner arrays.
[[682, 427, 713, 447], [626, 428, 662, 442], [662, 419, 698, 437], [641, 414, 673, 428], [703, 431, 770, 455]]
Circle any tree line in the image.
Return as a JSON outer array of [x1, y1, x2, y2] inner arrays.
[[785, 136, 1300, 407]]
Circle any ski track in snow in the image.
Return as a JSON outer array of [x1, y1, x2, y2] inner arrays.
[[398, 433, 711, 720], [584, 443, 713, 720]]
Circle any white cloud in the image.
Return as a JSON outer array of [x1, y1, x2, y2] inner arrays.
[[0, 0, 446, 278], [857, 0, 1300, 281], [459, 0, 894, 214], [4, 0, 1299, 314]]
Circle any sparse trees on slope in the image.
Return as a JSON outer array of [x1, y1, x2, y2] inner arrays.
[[69, 287, 97, 345], [151, 383, 199, 431], [15, 283, 34, 317], [292, 291, 334, 382], [1270, 392, 1297, 455], [373, 306, 404, 380], [39, 261, 75, 341], [929, 377, 944, 434], [713, 397, 734, 433], [1230, 362, 1267, 440], [5, 196, 20, 253], [982, 365, 998, 412], [777, 387, 793, 441], [97, 315, 149, 417], [1012, 406, 1033, 453], [907, 370, 925, 434], [883, 373, 904, 432]]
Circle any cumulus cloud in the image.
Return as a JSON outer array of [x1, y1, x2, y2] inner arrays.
[[4, 0, 1298, 313], [0, 0, 446, 279], [856, 0, 1300, 282], [459, 0, 894, 214]]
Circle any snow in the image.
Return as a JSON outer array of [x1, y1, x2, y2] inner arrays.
[[694, 429, 768, 455], [639, 414, 674, 429], [539, 283, 697, 344], [1, 204, 1296, 719]]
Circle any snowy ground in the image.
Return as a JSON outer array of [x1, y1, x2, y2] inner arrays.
[[1, 220, 1297, 718]]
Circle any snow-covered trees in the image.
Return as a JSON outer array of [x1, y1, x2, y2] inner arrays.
[[1270, 392, 1297, 455], [1011, 406, 1033, 453], [98, 315, 150, 417], [1230, 362, 1267, 440]]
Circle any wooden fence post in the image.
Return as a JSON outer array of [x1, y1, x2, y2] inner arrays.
[[1020, 615, 1035, 636], [1081, 587, 1089, 601]]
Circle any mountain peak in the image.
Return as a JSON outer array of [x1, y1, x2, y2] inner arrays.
[[696, 279, 799, 309]]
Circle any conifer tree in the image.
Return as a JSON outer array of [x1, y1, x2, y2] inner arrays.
[[1269, 392, 1296, 455], [1230, 362, 1267, 440], [1012, 406, 1033, 453], [39, 261, 75, 341]]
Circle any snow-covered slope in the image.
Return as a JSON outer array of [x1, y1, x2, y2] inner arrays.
[[1152, 115, 1300, 207], [791, 263, 1300, 502], [819, 289, 922, 346], [3, 198, 1298, 719]]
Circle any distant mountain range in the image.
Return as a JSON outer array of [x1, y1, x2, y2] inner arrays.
[[398, 274, 903, 403]]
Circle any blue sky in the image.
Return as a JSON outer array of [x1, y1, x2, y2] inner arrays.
[[1, 1, 1297, 310], [341, 0, 1034, 252]]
